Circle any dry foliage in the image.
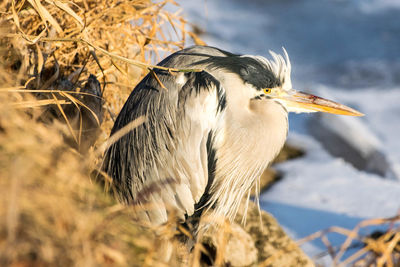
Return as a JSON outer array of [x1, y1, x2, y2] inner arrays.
[[0, 90, 155, 266], [0, 0, 399, 266], [298, 215, 400, 267], [0, 0, 198, 266], [1, 0, 202, 145]]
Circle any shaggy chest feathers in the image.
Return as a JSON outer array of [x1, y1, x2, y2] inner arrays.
[[205, 79, 288, 223]]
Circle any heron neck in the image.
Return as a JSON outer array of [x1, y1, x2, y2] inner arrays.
[[207, 80, 288, 222]]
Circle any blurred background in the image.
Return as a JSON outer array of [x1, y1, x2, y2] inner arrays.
[[176, 0, 400, 264], [1, 0, 399, 265], [180, 0, 400, 89]]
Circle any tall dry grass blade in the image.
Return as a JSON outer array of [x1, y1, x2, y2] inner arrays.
[[79, 38, 201, 73], [214, 221, 230, 266], [321, 235, 336, 260], [51, 92, 78, 143], [177, 224, 193, 240], [187, 30, 206, 46], [334, 218, 392, 264], [59, 91, 83, 145], [88, 49, 106, 94], [111, 60, 130, 78], [0, 86, 27, 91], [337, 247, 369, 267], [1, 0, 203, 265], [27, 0, 63, 34], [48, 0, 84, 29], [164, 12, 180, 40], [297, 215, 400, 266], [35, 43, 44, 75], [297, 226, 360, 246], [11, 0, 22, 34], [96, 116, 146, 156], [78, 108, 83, 146], [59, 91, 101, 126], [10, 0, 47, 44], [11, 98, 70, 108], [36, 37, 202, 73], [149, 69, 167, 90], [1, 88, 103, 100], [378, 232, 400, 267]]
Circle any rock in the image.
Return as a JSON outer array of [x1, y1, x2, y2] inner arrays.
[[199, 201, 314, 267], [201, 223, 258, 267], [309, 113, 399, 180], [273, 143, 305, 164], [236, 201, 314, 267]]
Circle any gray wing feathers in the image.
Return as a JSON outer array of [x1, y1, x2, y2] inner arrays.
[[103, 57, 223, 224]]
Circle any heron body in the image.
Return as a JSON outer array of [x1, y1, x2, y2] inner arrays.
[[103, 46, 362, 228]]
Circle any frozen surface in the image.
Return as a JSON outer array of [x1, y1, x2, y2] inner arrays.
[[267, 87, 400, 263], [262, 129, 400, 264], [264, 134, 400, 219], [174, 0, 400, 263]]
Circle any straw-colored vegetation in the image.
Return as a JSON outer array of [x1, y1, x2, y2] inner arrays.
[[299, 216, 400, 267], [0, 0, 198, 265], [0, 0, 399, 266]]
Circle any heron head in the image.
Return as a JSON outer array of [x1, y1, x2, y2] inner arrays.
[[241, 49, 363, 116]]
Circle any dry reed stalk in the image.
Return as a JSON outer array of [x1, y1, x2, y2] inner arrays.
[[0, 87, 157, 266], [297, 215, 400, 266], [0, 0, 201, 265], [1, 0, 201, 147]]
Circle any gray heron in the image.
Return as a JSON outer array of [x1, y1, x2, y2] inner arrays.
[[103, 45, 362, 231]]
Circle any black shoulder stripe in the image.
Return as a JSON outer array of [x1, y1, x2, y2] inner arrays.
[[216, 83, 226, 113], [178, 71, 227, 113], [192, 130, 217, 218]]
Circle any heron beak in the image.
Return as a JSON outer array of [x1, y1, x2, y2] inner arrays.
[[277, 90, 364, 116]]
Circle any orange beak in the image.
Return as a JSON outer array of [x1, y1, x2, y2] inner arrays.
[[277, 90, 364, 116]]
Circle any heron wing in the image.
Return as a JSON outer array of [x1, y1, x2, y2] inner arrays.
[[103, 69, 225, 224]]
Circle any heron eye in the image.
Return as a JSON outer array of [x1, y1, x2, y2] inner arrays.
[[263, 88, 272, 94]]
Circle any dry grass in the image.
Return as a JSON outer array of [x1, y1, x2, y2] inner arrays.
[[1, 0, 202, 145], [1, 0, 399, 266], [0, 0, 198, 266], [298, 215, 400, 266], [0, 90, 155, 266]]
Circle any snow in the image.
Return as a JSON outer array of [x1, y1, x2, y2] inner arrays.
[[172, 0, 400, 263], [262, 127, 400, 264], [265, 86, 400, 264], [264, 134, 400, 218], [357, 0, 400, 13]]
